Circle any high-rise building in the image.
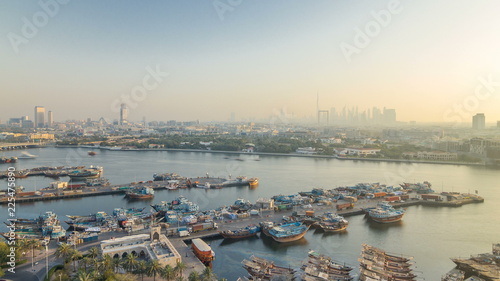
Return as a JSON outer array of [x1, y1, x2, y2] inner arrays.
[[47, 111, 53, 127], [472, 113, 485, 129], [34, 106, 45, 128], [383, 108, 397, 124], [120, 104, 128, 125]]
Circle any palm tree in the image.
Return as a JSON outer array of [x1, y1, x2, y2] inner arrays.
[[161, 264, 175, 281], [87, 246, 100, 259], [99, 254, 114, 272], [188, 271, 201, 281], [135, 260, 148, 281], [201, 267, 215, 281], [147, 259, 163, 281], [26, 239, 41, 268], [75, 269, 93, 281], [123, 254, 138, 273], [112, 257, 123, 273], [68, 248, 82, 272], [55, 243, 73, 263], [79, 256, 91, 271], [174, 261, 186, 278], [177, 276, 186, 281]]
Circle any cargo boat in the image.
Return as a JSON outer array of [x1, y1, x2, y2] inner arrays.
[[359, 244, 416, 281], [367, 201, 405, 223], [268, 222, 310, 243], [319, 213, 349, 232], [68, 166, 102, 180], [125, 186, 154, 199], [191, 238, 215, 266], [220, 224, 261, 239]]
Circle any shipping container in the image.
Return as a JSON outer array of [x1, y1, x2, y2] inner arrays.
[[385, 196, 401, 202], [336, 202, 354, 210]]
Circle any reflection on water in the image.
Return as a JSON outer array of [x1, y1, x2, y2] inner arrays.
[[1, 148, 499, 280]]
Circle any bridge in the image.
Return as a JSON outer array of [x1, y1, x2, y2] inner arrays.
[[0, 142, 50, 150]]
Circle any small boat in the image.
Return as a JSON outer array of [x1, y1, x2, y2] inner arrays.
[[268, 222, 310, 243], [88, 151, 97, 156], [13, 170, 30, 178], [125, 186, 154, 199], [220, 224, 261, 239], [248, 177, 259, 187], [191, 238, 215, 266], [18, 152, 38, 159], [367, 202, 405, 223], [0, 157, 17, 164]]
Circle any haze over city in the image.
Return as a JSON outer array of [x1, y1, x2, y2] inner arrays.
[[2, 0, 500, 124]]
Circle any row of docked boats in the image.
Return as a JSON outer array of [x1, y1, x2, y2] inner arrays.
[[242, 250, 354, 281], [2, 211, 66, 240], [359, 244, 416, 281]]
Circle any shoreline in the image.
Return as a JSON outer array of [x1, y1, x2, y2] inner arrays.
[[54, 145, 488, 167]]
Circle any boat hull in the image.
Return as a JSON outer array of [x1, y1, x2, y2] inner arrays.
[[369, 214, 404, 223]]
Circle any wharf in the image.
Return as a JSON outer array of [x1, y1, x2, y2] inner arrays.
[[0, 177, 253, 204]]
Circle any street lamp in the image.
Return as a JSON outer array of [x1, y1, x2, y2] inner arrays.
[[45, 244, 49, 279]]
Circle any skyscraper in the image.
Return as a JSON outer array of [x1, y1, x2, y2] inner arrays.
[[34, 106, 45, 128], [47, 111, 53, 127], [120, 103, 128, 125], [472, 113, 485, 129]]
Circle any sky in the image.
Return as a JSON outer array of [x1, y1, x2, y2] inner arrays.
[[2, 0, 500, 124]]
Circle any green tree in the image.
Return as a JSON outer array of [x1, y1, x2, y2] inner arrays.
[[174, 261, 186, 278], [135, 260, 148, 281], [122, 254, 138, 273], [188, 271, 201, 281], [201, 267, 215, 281], [161, 264, 175, 281], [147, 259, 163, 281]]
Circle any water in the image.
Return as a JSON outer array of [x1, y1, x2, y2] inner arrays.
[[1, 147, 499, 280]]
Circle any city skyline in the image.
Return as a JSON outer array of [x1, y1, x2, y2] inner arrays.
[[2, 1, 500, 124]]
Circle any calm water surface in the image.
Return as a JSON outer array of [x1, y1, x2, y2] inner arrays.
[[1, 147, 499, 280]]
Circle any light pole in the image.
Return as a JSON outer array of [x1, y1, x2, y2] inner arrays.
[[45, 244, 49, 278]]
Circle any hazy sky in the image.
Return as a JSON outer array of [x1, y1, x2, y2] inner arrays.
[[2, 1, 500, 124]]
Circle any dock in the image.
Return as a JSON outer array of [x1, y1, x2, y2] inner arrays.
[[0, 176, 254, 204]]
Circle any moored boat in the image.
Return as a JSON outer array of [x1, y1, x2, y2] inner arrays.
[[248, 177, 259, 187], [125, 186, 154, 199], [268, 222, 309, 243], [68, 166, 102, 180], [319, 213, 349, 232], [191, 238, 215, 266], [367, 202, 405, 223], [220, 224, 261, 239]]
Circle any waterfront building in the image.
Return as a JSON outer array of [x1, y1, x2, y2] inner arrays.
[[344, 147, 381, 156], [472, 113, 485, 129], [100, 226, 181, 267], [34, 106, 45, 128], [403, 151, 458, 161]]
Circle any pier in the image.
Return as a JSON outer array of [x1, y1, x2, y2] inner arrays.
[[0, 176, 254, 204]]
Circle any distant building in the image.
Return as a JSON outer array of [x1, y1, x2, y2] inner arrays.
[[296, 147, 316, 154], [34, 106, 45, 128], [120, 104, 128, 125], [383, 108, 396, 123], [47, 111, 53, 127], [472, 113, 485, 129], [403, 151, 457, 161], [344, 147, 381, 156]]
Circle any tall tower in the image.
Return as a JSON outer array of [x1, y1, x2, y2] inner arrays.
[[472, 113, 485, 129], [120, 104, 128, 125], [47, 111, 53, 127], [34, 106, 45, 128]]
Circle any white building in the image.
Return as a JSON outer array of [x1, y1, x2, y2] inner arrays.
[[345, 147, 381, 156], [100, 227, 181, 267]]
